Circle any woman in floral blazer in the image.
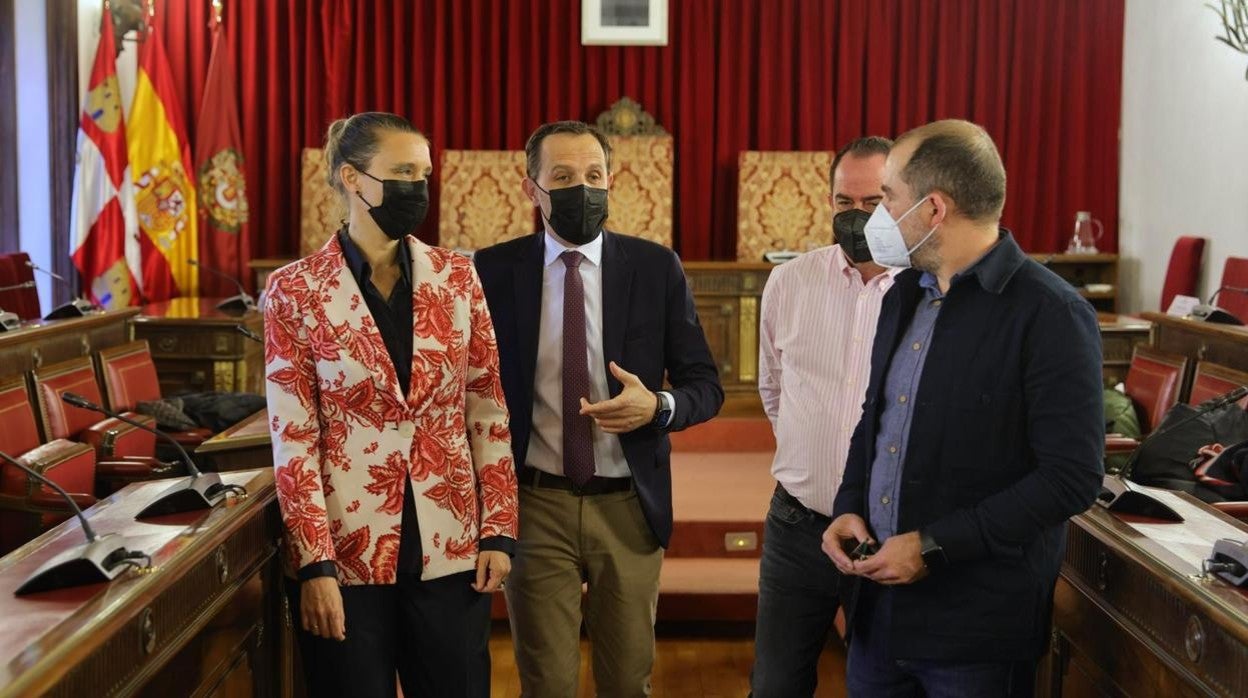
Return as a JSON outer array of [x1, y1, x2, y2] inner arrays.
[[264, 112, 517, 698]]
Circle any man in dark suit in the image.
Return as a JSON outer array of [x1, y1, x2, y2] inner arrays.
[[474, 120, 723, 698], [821, 119, 1104, 696]]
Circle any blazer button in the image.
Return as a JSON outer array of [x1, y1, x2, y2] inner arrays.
[[399, 423, 415, 439]]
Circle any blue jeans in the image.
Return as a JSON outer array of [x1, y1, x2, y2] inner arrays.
[[750, 485, 841, 697], [846, 585, 1036, 698]]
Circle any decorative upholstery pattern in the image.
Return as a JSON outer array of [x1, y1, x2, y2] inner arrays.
[[1219, 256, 1248, 321], [300, 147, 347, 258], [437, 150, 533, 251], [736, 151, 834, 262], [1124, 347, 1189, 433], [96, 340, 162, 412], [606, 135, 673, 247], [30, 357, 156, 458], [1160, 236, 1205, 311], [1188, 361, 1248, 409]]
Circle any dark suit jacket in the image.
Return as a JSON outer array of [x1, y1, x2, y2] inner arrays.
[[474, 231, 724, 546], [832, 231, 1104, 662]]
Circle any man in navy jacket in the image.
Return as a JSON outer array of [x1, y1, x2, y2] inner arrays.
[[823, 119, 1104, 696]]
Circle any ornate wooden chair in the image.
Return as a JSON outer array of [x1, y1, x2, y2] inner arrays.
[[437, 150, 533, 251], [736, 151, 835, 261], [595, 97, 674, 248]]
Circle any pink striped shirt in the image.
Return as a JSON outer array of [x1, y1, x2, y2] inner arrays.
[[758, 245, 896, 516]]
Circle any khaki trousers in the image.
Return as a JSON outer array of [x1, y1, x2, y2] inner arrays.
[[504, 483, 664, 698]]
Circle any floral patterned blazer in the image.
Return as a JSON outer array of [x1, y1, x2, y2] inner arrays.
[[264, 233, 518, 584]]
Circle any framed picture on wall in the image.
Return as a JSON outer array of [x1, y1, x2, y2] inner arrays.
[[581, 0, 668, 46]]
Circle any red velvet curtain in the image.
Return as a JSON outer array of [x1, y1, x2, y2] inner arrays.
[[157, 0, 1123, 262]]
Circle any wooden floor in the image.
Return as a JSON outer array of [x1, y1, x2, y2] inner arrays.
[[487, 623, 848, 698]]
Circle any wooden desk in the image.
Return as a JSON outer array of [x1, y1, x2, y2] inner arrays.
[[1036, 253, 1120, 313], [683, 262, 773, 415], [1041, 490, 1248, 697], [1139, 312, 1248, 399], [0, 308, 138, 381], [1098, 313, 1153, 387], [132, 298, 264, 396], [197, 408, 272, 472], [0, 469, 291, 697]]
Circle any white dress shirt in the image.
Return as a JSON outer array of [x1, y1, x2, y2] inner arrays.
[[530, 232, 669, 479], [758, 245, 896, 516]]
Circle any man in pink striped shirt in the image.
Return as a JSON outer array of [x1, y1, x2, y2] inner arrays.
[[751, 137, 896, 697]]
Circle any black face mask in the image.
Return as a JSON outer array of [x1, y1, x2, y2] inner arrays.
[[356, 172, 429, 240], [534, 183, 608, 246], [833, 208, 875, 264]]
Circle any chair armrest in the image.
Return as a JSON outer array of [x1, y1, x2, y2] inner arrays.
[[1105, 436, 1139, 454], [0, 491, 95, 515], [1212, 501, 1248, 521]]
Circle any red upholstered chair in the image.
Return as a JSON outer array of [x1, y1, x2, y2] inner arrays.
[[1188, 362, 1248, 409], [29, 358, 175, 493], [1124, 346, 1190, 434], [1218, 256, 1248, 321], [0, 377, 97, 555], [96, 340, 213, 448], [1159, 237, 1205, 312], [0, 252, 41, 321]]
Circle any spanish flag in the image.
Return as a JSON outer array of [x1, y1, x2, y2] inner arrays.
[[127, 20, 198, 301]]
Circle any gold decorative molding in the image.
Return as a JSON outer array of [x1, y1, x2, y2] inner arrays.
[[595, 97, 668, 137], [738, 296, 758, 383]]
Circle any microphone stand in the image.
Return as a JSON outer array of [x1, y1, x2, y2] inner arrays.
[[1096, 385, 1248, 521], [0, 450, 152, 595], [188, 259, 256, 314], [60, 392, 247, 518], [235, 324, 263, 344], [25, 261, 100, 320]]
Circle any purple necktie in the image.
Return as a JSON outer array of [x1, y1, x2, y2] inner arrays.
[[561, 250, 595, 486]]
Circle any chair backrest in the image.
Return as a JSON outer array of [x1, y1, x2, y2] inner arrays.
[[300, 147, 347, 258], [736, 151, 834, 262], [0, 376, 43, 455], [1218, 256, 1248, 320], [96, 340, 162, 412], [1159, 236, 1205, 311], [0, 252, 41, 320], [1188, 361, 1248, 409], [437, 150, 534, 251], [605, 135, 674, 248], [30, 357, 108, 442], [1124, 346, 1190, 433]]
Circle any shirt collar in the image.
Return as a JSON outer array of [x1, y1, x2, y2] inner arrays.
[[918, 228, 1022, 296], [338, 229, 413, 286], [829, 244, 897, 289], [543, 230, 604, 268]]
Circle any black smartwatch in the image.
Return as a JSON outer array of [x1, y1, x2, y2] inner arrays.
[[918, 529, 948, 571], [651, 392, 673, 428]]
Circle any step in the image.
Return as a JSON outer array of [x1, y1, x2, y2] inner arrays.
[[669, 417, 776, 453]]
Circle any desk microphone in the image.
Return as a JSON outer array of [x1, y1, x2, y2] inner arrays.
[[24, 260, 100, 319], [1097, 384, 1248, 521], [1190, 286, 1247, 326], [60, 392, 246, 518], [0, 281, 33, 332], [235, 324, 263, 344], [187, 259, 256, 313], [0, 449, 152, 595]]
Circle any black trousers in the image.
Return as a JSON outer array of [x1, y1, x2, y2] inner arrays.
[[285, 570, 491, 698]]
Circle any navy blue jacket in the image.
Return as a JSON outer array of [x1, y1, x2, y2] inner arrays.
[[832, 231, 1104, 661], [474, 231, 724, 547]]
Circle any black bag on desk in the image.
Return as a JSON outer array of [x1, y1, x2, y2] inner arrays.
[[176, 392, 266, 432], [1129, 401, 1248, 502]]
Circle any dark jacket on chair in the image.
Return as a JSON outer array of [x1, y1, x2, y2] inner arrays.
[[474, 230, 724, 547], [832, 231, 1105, 662]]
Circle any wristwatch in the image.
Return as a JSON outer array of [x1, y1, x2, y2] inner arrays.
[[650, 391, 673, 429], [918, 529, 948, 571]]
